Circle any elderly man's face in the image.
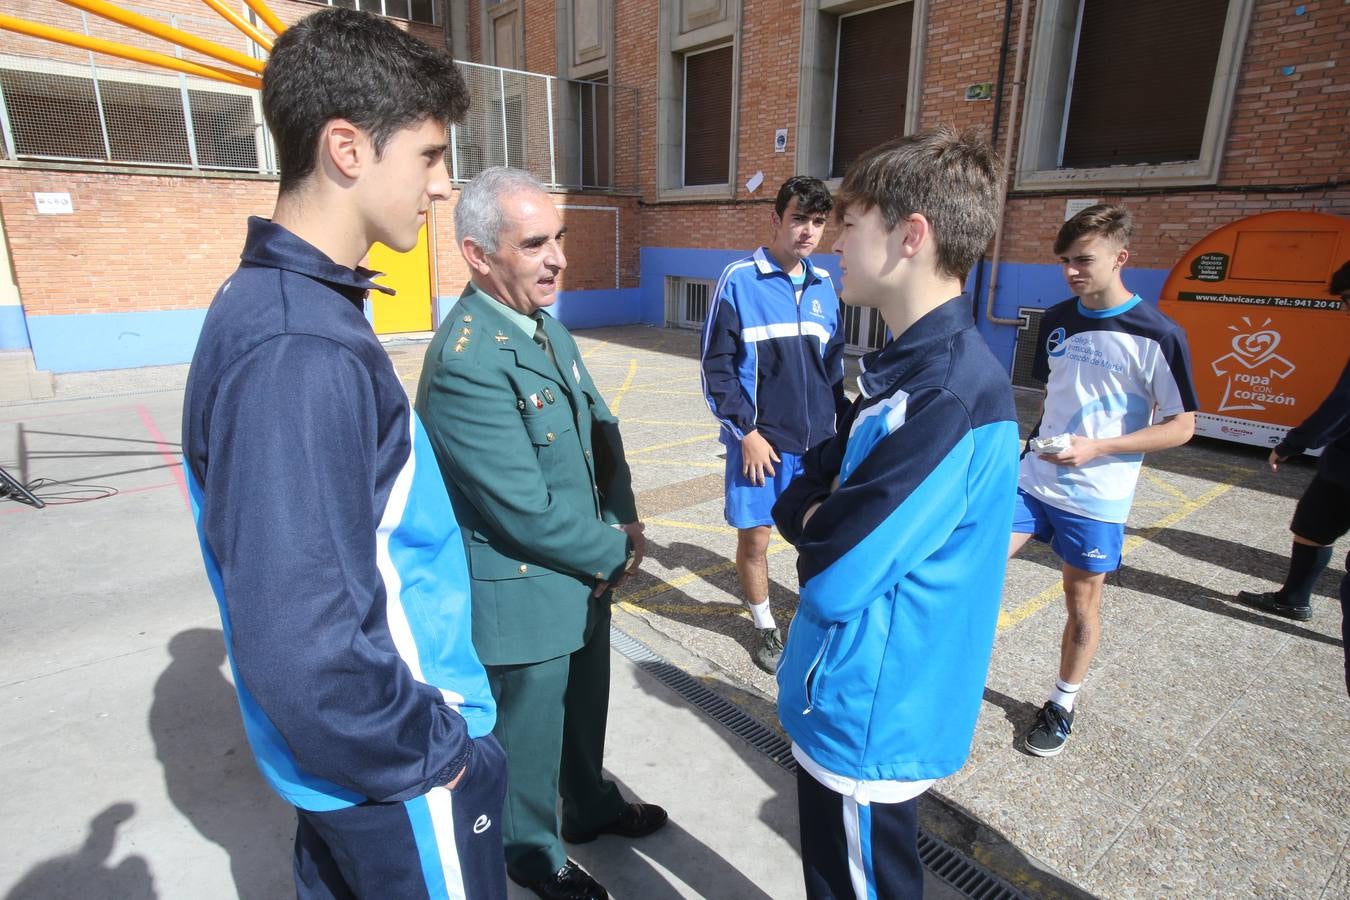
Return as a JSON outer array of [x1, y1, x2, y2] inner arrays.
[[475, 188, 567, 316]]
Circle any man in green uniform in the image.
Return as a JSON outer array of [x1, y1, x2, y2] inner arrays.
[[415, 167, 666, 900]]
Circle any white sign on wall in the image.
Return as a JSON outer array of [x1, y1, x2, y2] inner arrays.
[[34, 192, 74, 215], [1064, 198, 1100, 221]]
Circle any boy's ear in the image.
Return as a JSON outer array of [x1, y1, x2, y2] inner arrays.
[[899, 212, 931, 257], [320, 119, 364, 181], [1115, 245, 1129, 270]]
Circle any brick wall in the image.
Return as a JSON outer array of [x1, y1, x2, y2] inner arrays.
[[620, 0, 1348, 274]]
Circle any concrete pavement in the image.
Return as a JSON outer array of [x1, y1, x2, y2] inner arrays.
[[2, 323, 1347, 898]]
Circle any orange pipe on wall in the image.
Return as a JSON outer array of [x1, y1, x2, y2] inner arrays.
[[56, 0, 264, 74], [196, 0, 273, 52], [0, 13, 261, 89], [240, 0, 286, 37]]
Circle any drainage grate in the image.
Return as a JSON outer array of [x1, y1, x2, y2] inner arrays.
[[609, 625, 1029, 900]]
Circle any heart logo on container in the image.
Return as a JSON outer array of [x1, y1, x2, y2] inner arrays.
[[1232, 329, 1279, 363]]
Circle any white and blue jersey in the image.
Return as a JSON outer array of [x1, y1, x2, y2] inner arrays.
[[700, 247, 850, 454], [1020, 295, 1198, 523], [773, 296, 1020, 783], [183, 218, 497, 812]]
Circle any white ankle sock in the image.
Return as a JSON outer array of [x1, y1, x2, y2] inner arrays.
[[1047, 679, 1081, 712], [746, 600, 775, 630]]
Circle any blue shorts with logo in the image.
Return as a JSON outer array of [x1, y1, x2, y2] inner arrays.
[[1012, 489, 1124, 573], [724, 441, 805, 529]]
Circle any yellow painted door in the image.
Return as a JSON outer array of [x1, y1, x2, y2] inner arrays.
[[368, 224, 433, 334]]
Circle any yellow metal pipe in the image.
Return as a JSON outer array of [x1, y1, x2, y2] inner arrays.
[[240, 0, 286, 37], [196, 0, 273, 52], [0, 13, 261, 89], [56, 0, 264, 74]]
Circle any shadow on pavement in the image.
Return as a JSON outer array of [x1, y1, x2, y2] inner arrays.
[[149, 628, 294, 899], [571, 774, 779, 900], [4, 803, 156, 900], [980, 687, 1044, 759], [1127, 524, 1342, 600]]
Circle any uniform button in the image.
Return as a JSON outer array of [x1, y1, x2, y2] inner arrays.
[[518, 564, 528, 574], [584, 449, 592, 459], [546, 432, 555, 442]]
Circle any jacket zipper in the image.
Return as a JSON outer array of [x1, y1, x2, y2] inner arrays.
[[796, 271, 812, 448], [801, 623, 836, 714]]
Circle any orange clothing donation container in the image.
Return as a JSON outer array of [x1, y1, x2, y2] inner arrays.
[[1159, 211, 1350, 450]]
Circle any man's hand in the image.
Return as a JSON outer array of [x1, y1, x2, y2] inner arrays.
[[1268, 449, 1288, 472], [1040, 435, 1103, 467], [741, 430, 780, 486], [799, 475, 839, 530], [446, 766, 466, 790], [619, 521, 646, 573]]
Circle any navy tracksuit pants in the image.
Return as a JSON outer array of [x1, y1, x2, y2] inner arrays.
[[293, 734, 508, 899]]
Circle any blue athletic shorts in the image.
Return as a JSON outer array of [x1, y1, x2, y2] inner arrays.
[[724, 441, 805, 529], [1012, 488, 1123, 573]]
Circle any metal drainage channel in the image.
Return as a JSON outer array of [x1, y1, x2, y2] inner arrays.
[[609, 626, 1028, 900]]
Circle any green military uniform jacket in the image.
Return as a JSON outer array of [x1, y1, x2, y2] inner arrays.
[[415, 283, 637, 666]]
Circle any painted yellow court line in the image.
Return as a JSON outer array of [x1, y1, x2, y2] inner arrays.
[[617, 541, 793, 607], [624, 418, 723, 427], [608, 359, 639, 412], [1140, 469, 1191, 501], [627, 433, 721, 455], [645, 517, 739, 534], [996, 469, 1254, 632], [634, 459, 723, 470], [582, 341, 611, 359]]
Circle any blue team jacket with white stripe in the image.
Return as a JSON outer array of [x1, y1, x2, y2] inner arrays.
[[700, 248, 849, 454], [773, 296, 1019, 782], [182, 218, 496, 811]]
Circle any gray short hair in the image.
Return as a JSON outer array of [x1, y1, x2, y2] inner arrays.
[[454, 166, 548, 254]]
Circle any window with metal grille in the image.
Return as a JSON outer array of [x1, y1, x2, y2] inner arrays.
[[841, 303, 888, 353], [665, 277, 715, 330], [1060, 0, 1228, 168], [1011, 308, 1048, 389], [682, 45, 733, 187], [0, 65, 262, 172], [831, 1, 913, 178], [340, 0, 438, 25], [578, 77, 612, 189]]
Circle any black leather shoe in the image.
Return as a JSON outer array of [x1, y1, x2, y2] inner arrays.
[[514, 861, 608, 900], [1236, 590, 1312, 621], [561, 802, 669, 844]]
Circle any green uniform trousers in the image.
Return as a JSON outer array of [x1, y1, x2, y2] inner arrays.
[[487, 607, 625, 883]]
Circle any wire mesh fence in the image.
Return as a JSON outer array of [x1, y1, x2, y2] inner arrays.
[[0, 9, 637, 191]]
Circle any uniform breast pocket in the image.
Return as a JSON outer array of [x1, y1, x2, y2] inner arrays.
[[521, 407, 575, 449]]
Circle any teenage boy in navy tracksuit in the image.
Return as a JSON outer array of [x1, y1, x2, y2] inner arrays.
[[773, 128, 1019, 899], [182, 11, 505, 898], [701, 176, 849, 672]]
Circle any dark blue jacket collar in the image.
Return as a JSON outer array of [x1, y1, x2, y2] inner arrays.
[[239, 216, 394, 300], [857, 295, 974, 399]]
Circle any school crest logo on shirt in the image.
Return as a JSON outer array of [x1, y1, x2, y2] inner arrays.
[[810, 298, 824, 318], [1046, 327, 1068, 358]]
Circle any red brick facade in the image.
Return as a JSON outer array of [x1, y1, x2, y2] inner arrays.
[[0, 0, 1346, 360]]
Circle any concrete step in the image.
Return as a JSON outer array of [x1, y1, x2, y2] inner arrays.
[[0, 350, 54, 402]]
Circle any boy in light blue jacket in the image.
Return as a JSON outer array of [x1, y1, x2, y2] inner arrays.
[[773, 127, 1019, 899]]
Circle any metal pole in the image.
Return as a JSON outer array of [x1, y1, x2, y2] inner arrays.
[[0, 77, 18, 160], [81, 14, 114, 162], [172, 15, 201, 170], [499, 68, 509, 167], [545, 75, 557, 188], [449, 122, 460, 181]]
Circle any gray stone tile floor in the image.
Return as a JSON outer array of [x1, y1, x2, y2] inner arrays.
[[2, 322, 1345, 898]]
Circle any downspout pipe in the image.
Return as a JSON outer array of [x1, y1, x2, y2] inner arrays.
[[984, 0, 1033, 327], [971, 0, 1015, 321]]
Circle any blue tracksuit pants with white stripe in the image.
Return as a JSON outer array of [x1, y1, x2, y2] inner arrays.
[[294, 734, 508, 899], [797, 769, 923, 900]]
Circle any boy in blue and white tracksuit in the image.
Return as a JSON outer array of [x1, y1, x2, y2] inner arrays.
[[183, 12, 506, 898], [773, 130, 1019, 900], [1012, 204, 1197, 759], [701, 176, 849, 673]]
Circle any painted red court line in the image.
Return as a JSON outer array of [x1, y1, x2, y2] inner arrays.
[[137, 404, 190, 511]]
